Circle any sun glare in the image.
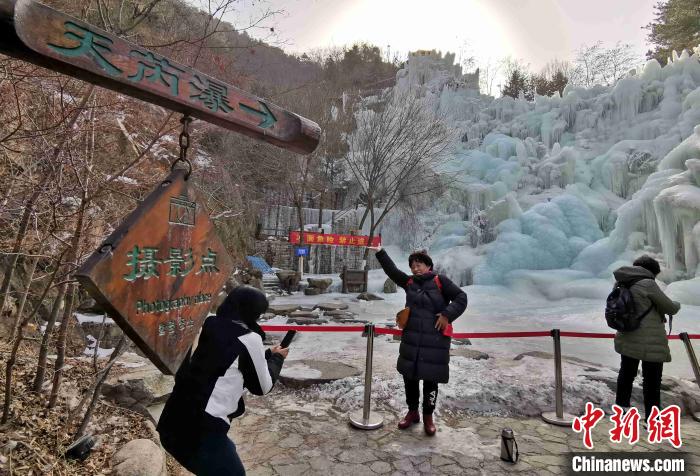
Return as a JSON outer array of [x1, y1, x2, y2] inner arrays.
[[322, 0, 511, 66]]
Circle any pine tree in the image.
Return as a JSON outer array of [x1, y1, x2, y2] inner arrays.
[[646, 0, 700, 63], [502, 70, 527, 98], [550, 71, 568, 96]]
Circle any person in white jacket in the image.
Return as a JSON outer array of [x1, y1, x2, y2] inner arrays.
[[157, 286, 287, 475]]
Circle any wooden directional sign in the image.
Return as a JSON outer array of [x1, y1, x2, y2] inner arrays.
[[0, 0, 320, 154], [75, 169, 234, 374]]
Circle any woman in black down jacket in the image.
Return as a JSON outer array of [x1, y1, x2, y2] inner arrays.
[[370, 247, 468, 435]]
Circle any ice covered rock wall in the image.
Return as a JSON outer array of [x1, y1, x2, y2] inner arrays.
[[379, 48, 700, 298]]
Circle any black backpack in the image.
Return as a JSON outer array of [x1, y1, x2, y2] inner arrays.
[[605, 278, 653, 332]]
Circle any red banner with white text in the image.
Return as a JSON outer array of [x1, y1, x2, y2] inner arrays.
[[289, 231, 381, 247]]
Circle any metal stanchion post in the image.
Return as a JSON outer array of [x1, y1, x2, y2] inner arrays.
[[542, 328, 576, 426], [349, 324, 384, 430], [679, 332, 700, 422]]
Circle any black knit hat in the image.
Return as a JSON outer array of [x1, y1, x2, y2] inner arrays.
[[633, 255, 661, 276], [216, 286, 269, 338], [408, 250, 433, 270]]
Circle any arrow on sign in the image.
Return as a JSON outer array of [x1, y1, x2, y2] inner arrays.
[[239, 101, 277, 129]]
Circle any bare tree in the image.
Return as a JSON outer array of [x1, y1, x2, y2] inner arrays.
[[572, 42, 641, 87], [344, 91, 456, 259], [479, 57, 504, 97]]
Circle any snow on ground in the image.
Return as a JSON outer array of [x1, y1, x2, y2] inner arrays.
[[269, 283, 700, 417], [75, 312, 114, 324], [83, 334, 116, 358]]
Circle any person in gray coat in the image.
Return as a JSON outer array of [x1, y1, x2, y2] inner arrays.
[[370, 246, 467, 435], [614, 255, 681, 421]]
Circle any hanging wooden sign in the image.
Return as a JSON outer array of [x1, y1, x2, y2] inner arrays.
[[75, 169, 233, 374], [0, 0, 320, 154]]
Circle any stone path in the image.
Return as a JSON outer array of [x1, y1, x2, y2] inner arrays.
[[229, 388, 700, 475]]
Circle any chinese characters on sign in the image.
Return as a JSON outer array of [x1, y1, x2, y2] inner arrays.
[[122, 246, 218, 282], [289, 231, 381, 247], [48, 21, 123, 76], [158, 317, 195, 337], [572, 403, 682, 449], [41, 19, 280, 129]]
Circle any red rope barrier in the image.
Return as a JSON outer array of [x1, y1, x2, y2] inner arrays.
[[373, 327, 401, 336], [262, 324, 700, 341], [670, 334, 700, 340], [450, 331, 552, 338], [560, 331, 615, 338], [375, 328, 552, 338], [559, 332, 700, 340], [261, 324, 365, 333]]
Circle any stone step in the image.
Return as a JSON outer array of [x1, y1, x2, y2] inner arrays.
[[262, 276, 281, 292], [279, 359, 360, 388]]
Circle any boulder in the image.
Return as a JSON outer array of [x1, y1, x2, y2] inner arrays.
[[325, 310, 356, 318], [307, 277, 333, 292], [289, 311, 316, 318], [357, 292, 384, 301], [450, 348, 489, 360], [237, 269, 263, 290], [287, 317, 328, 325], [280, 359, 361, 388], [452, 337, 472, 346], [80, 318, 124, 349], [332, 318, 368, 324], [383, 278, 397, 293], [112, 439, 166, 476], [248, 268, 263, 279], [248, 276, 264, 291], [276, 270, 301, 292], [315, 302, 349, 311], [268, 304, 300, 316], [102, 365, 174, 419], [76, 297, 106, 314]]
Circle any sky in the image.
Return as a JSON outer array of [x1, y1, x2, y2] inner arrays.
[[227, 0, 658, 73]]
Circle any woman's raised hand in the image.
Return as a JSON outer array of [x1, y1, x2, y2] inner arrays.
[[367, 245, 382, 252]]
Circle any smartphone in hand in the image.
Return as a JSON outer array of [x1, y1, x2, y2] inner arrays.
[[280, 330, 297, 348]]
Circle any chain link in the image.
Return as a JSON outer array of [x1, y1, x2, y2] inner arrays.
[[173, 115, 193, 179]]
